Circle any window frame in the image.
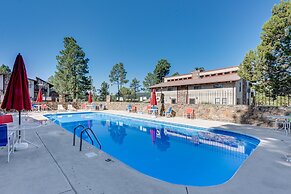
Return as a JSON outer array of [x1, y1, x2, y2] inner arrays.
[[189, 98, 196, 104], [171, 98, 177, 104]]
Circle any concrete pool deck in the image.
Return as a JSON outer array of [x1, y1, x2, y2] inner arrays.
[[0, 110, 290, 194]]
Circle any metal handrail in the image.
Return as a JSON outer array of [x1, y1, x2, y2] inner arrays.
[[73, 125, 85, 146], [80, 128, 102, 151]]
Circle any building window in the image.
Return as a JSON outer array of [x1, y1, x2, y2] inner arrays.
[[171, 98, 177, 104], [239, 82, 242, 92], [215, 98, 220, 104], [189, 98, 195, 104], [193, 86, 201, 90], [222, 98, 227, 105], [167, 87, 175, 91], [213, 84, 223, 88]]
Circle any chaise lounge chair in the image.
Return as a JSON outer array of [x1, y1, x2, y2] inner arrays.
[[68, 104, 77, 111], [165, 107, 173, 117], [41, 104, 52, 111], [57, 104, 66, 112]]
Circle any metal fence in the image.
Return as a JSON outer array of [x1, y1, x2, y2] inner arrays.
[[252, 93, 291, 107]]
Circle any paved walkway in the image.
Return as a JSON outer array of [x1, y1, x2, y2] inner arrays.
[[0, 110, 290, 194]]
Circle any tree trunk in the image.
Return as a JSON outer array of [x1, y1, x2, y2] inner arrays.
[[117, 81, 120, 101]]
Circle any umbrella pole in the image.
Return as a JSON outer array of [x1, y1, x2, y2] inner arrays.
[[18, 110, 21, 141], [15, 110, 28, 150], [19, 110, 21, 125]]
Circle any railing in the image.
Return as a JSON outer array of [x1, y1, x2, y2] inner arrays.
[[79, 128, 102, 151], [73, 124, 102, 151], [73, 125, 85, 146], [252, 93, 291, 107]]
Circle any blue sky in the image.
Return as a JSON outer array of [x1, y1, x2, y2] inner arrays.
[[0, 0, 279, 92]]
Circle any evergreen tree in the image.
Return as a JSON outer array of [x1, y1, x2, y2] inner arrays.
[[143, 72, 157, 92], [0, 64, 11, 74], [98, 81, 109, 101], [239, 1, 291, 96], [154, 59, 171, 83], [130, 78, 141, 100], [109, 63, 128, 100], [171, 72, 180, 76], [120, 87, 132, 101], [238, 50, 261, 87], [53, 37, 91, 100], [194, 67, 205, 72]]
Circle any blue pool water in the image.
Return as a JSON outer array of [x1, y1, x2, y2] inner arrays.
[[45, 112, 260, 186]]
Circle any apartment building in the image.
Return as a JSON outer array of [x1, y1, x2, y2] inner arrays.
[[151, 66, 250, 105]]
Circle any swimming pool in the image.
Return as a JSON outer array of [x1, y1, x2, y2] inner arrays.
[[45, 112, 260, 186]]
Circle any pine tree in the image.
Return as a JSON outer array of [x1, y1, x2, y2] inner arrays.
[[143, 72, 157, 92], [0, 64, 11, 74], [154, 59, 171, 83], [239, 1, 291, 96], [171, 72, 180, 76], [194, 67, 205, 72], [98, 81, 109, 101], [120, 87, 132, 101], [109, 63, 128, 100], [53, 37, 91, 100], [130, 78, 141, 100]]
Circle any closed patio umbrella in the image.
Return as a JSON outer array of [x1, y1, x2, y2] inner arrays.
[[36, 88, 42, 102], [150, 89, 157, 106], [1, 54, 32, 148], [88, 91, 92, 103]]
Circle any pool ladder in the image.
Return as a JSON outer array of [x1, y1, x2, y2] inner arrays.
[[73, 125, 102, 151]]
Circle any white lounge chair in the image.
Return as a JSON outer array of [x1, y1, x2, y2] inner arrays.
[[68, 104, 77, 111], [57, 104, 66, 111], [99, 104, 104, 110]]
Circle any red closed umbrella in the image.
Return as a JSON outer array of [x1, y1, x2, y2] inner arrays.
[[88, 92, 92, 103], [1, 54, 32, 124], [150, 89, 157, 106], [36, 88, 42, 102]]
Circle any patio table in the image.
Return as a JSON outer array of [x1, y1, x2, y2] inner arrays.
[[267, 115, 291, 134], [86, 104, 94, 110], [149, 108, 159, 117], [7, 116, 46, 150], [35, 105, 41, 111]]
